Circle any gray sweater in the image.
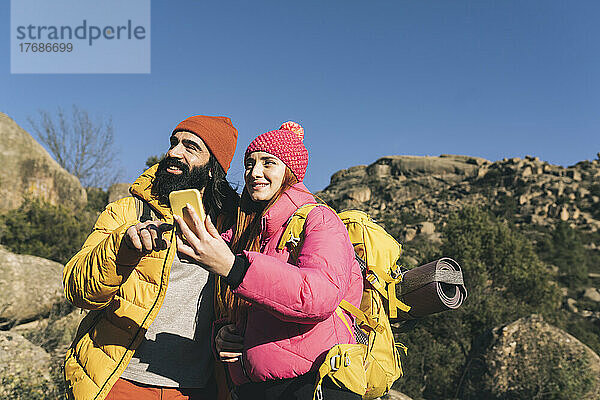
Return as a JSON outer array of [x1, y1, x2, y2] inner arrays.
[[121, 252, 214, 388]]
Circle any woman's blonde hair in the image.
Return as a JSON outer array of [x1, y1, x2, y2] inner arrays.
[[216, 167, 299, 326]]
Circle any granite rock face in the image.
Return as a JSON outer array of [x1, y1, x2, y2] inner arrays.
[[0, 247, 64, 326], [108, 182, 132, 204], [384, 389, 414, 400], [465, 315, 600, 400], [0, 331, 56, 397], [320, 154, 600, 242], [0, 112, 86, 212]]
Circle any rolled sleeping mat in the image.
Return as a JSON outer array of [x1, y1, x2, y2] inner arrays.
[[396, 257, 467, 320]]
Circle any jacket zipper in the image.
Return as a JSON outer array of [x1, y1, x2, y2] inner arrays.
[[94, 228, 175, 399], [259, 216, 267, 250]]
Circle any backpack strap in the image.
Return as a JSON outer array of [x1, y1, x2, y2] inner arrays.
[[276, 203, 333, 251], [277, 204, 366, 334], [365, 271, 411, 318], [312, 344, 367, 400], [335, 307, 354, 337], [134, 196, 154, 222], [338, 300, 385, 334]]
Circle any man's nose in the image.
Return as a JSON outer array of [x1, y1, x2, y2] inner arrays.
[[167, 143, 185, 158]]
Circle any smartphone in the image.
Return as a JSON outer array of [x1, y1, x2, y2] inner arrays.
[[169, 189, 206, 229]]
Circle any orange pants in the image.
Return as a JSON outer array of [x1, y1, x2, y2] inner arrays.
[[105, 378, 216, 400]]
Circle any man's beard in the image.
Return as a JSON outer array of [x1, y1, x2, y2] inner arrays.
[[151, 157, 210, 202]]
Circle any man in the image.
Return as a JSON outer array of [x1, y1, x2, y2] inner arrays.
[[63, 115, 239, 400]]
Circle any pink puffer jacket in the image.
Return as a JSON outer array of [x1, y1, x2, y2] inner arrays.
[[223, 183, 363, 385]]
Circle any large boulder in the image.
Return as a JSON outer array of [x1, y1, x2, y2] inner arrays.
[[465, 315, 600, 400], [0, 331, 56, 398], [12, 309, 84, 354], [0, 112, 86, 212], [383, 389, 414, 399], [0, 247, 64, 326], [583, 287, 600, 303], [324, 155, 487, 207], [375, 155, 482, 179]]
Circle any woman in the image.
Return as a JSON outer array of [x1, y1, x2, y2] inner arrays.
[[174, 122, 363, 400]]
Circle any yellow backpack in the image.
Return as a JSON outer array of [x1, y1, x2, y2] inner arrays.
[[277, 205, 410, 400]]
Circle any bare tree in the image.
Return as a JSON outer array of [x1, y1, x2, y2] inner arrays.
[[28, 106, 121, 188]]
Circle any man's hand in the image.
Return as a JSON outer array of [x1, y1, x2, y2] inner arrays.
[[123, 220, 173, 255], [173, 204, 235, 277], [215, 324, 244, 363]]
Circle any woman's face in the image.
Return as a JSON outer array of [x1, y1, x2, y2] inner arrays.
[[244, 152, 287, 202]]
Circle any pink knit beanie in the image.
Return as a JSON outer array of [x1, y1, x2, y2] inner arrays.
[[245, 121, 308, 181]]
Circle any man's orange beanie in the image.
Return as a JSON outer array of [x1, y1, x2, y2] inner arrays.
[[172, 115, 238, 172]]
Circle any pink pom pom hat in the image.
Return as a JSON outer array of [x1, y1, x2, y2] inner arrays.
[[245, 121, 308, 181]]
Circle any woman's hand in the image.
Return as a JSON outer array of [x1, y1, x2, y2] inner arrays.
[[215, 324, 244, 363], [173, 204, 235, 277]]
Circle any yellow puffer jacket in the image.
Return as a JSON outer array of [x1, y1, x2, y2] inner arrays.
[[63, 166, 179, 400]]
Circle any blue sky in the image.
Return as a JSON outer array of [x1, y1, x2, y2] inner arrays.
[[1, 1, 599, 191]]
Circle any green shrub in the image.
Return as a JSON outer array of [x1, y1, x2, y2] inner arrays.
[[492, 192, 518, 221], [85, 187, 108, 213], [561, 311, 600, 354], [0, 199, 97, 265], [145, 154, 164, 169], [537, 222, 588, 287], [0, 375, 59, 400], [396, 207, 560, 400]]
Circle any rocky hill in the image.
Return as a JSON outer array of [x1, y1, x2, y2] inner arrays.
[[319, 154, 600, 265], [0, 113, 86, 212], [320, 153, 600, 232]]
